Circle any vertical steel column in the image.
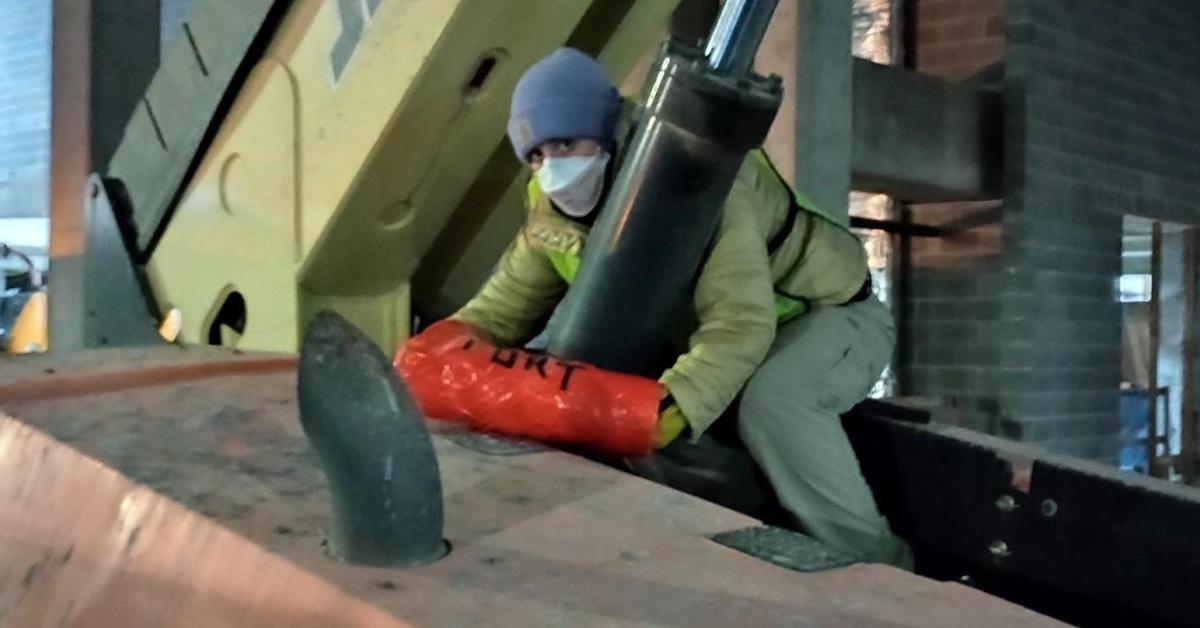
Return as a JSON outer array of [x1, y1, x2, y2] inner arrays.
[[793, 0, 853, 225], [49, 0, 160, 351], [1149, 221, 1162, 477], [1182, 227, 1198, 482]]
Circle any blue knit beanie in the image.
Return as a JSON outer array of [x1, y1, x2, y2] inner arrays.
[[507, 48, 620, 162]]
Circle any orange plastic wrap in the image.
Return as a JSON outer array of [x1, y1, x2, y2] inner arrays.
[[395, 321, 660, 456]]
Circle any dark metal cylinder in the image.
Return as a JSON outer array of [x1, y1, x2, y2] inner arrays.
[[546, 44, 782, 375], [704, 0, 780, 76], [298, 311, 447, 567]]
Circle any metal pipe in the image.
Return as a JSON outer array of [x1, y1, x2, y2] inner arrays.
[[704, 0, 779, 75], [547, 44, 782, 374], [298, 311, 447, 566], [546, 2, 784, 373]]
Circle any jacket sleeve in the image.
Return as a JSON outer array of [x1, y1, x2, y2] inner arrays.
[[451, 225, 565, 347], [659, 172, 777, 437]]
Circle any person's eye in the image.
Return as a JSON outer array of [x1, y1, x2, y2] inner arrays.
[[561, 139, 576, 151]]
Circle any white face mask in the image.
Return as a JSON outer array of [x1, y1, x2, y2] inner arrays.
[[535, 150, 610, 218]]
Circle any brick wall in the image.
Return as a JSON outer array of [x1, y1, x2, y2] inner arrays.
[[904, 0, 1200, 463], [901, 0, 1008, 434], [0, 0, 52, 220], [997, 0, 1200, 462], [914, 0, 1005, 80]]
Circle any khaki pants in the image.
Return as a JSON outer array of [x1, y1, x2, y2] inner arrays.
[[738, 295, 912, 568]]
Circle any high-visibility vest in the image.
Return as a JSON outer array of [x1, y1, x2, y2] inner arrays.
[[527, 149, 855, 323]]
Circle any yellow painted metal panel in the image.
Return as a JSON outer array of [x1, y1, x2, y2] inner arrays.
[[149, 58, 300, 349], [297, 0, 597, 294], [149, 0, 677, 352]]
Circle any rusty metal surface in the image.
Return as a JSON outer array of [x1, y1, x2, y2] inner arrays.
[[0, 348, 1064, 627], [0, 355, 296, 404]]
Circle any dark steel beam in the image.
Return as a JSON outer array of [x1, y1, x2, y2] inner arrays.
[[844, 402, 1200, 628], [849, 215, 942, 238]]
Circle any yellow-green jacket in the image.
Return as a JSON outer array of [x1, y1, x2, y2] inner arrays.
[[453, 148, 868, 438]]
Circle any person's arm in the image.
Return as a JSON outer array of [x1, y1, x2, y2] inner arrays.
[[452, 224, 565, 347], [659, 176, 778, 438]]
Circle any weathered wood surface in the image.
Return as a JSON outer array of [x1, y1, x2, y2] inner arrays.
[[0, 348, 1062, 626]]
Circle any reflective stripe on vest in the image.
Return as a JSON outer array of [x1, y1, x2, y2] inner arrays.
[[751, 150, 852, 323], [546, 249, 582, 285]]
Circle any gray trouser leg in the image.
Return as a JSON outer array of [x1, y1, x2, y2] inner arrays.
[[738, 295, 912, 568]]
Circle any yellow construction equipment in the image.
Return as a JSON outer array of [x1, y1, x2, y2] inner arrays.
[[141, 0, 676, 353], [2, 242, 47, 354]]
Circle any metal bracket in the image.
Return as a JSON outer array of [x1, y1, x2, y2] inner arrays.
[[711, 525, 858, 573], [80, 175, 164, 348]]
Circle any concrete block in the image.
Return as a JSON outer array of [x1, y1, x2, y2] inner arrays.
[[1000, 342, 1120, 371], [901, 366, 937, 393], [1034, 435, 1122, 464], [1000, 414, 1119, 443], [1001, 388, 1119, 418], [794, 0, 852, 223], [851, 59, 1002, 201], [913, 343, 958, 367], [912, 321, 980, 345], [935, 366, 982, 393]]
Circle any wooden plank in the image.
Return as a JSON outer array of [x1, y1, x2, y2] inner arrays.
[[0, 356, 295, 403], [0, 347, 1063, 627]]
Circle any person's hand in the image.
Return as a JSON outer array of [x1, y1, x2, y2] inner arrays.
[[656, 403, 687, 448]]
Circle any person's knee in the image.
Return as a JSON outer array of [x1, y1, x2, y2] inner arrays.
[[737, 396, 842, 473], [741, 364, 842, 425]]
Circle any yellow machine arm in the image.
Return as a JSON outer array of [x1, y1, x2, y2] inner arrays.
[[143, 0, 677, 353]]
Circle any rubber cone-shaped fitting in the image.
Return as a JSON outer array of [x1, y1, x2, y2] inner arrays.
[[298, 311, 446, 566]]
